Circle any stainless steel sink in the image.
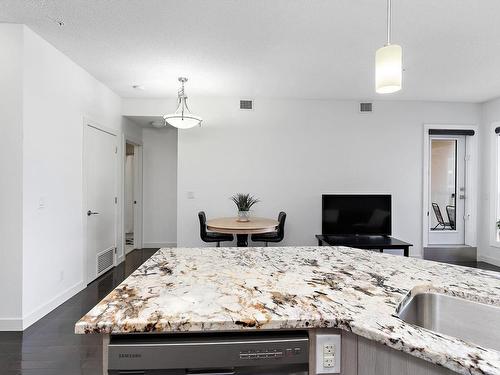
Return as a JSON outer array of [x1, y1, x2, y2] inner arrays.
[[396, 292, 500, 351]]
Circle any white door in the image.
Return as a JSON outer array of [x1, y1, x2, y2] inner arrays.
[[85, 124, 117, 283], [428, 135, 466, 245]]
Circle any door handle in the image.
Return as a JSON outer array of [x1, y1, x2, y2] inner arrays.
[[87, 210, 99, 216]]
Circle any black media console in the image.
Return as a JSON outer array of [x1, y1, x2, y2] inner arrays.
[[315, 234, 412, 257]]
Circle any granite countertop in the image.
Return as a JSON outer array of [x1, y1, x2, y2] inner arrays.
[[75, 246, 500, 375]]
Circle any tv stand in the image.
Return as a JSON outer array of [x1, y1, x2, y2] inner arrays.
[[315, 234, 412, 257]]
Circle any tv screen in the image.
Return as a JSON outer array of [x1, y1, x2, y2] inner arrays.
[[322, 194, 392, 235]]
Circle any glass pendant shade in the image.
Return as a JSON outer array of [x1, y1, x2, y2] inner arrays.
[[163, 97, 202, 129], [375, 44, 402, 94], [164, 114, 202, 129]]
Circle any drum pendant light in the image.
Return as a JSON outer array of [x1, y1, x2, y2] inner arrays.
[[375, 0, 402, 94]]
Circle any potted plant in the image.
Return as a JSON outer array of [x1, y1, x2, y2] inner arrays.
[[231, 193, 260, 222]]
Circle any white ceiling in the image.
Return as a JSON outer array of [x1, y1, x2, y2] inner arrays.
[[2, 0, 500, 102]]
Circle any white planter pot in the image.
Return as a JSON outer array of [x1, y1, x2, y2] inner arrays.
[[237, 210, 250, 222]]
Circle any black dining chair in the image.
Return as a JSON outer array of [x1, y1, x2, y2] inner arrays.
[[198, 211, 234, 247], [251, 211, 286, 246]]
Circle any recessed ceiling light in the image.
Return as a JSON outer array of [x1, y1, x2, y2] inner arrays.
[[132, 85, 145, 90], [151, 120, 166, 128]]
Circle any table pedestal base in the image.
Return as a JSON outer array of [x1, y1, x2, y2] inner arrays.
[[236, 234, 248, 247]]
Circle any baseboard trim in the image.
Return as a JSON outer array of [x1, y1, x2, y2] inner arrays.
[[22, 280, 85, 330], [478, 254, 500, 267], [143, 242, 177, 248], [0, 317, 23, 331]]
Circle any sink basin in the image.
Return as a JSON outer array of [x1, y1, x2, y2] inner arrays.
[[396, 292, 500, 351]]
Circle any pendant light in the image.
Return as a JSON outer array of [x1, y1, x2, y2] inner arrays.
[[375, 0, 402, 94], [163, 77, 202, 129]]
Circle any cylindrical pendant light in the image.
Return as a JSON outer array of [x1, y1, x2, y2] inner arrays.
[[375, 0, 402, 94]]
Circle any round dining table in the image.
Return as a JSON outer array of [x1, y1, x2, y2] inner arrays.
[[206, 216, 279, 247]]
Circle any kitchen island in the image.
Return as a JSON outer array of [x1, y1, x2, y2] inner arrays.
[[75, 246, 500, 375]]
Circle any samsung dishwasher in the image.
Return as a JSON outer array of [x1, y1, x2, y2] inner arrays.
[[107, 331, 309, 375]]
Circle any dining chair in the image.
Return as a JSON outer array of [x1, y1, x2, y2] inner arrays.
[[251, 211, 286, 246], [432, 203, 451, 230], [198, 211, 234, 247], [446, 205, 456, 230]]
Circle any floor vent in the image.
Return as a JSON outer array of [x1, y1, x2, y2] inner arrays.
[[97, 247, 114, 275], [359, 102, 373, 113], [240, 99, 253, 110]]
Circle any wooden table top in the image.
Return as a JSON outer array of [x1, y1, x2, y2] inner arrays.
[[207, 217, 279, 234]]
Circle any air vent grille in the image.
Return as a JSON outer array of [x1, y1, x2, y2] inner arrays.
[[360, 102, 373, 113], [97, 247, 114, 275], [240, 100, 253, 110]]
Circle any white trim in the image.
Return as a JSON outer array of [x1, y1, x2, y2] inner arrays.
[[0, 318, 23, 331], [478, 254, 500, 268], [489, 121, 500, 248], [422, 124, 478, 248], [143, 242, 177, 248], [122, 135, 144, 255], [22, 281, 85, 330]]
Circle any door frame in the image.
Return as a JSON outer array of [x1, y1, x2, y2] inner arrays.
[[82, 117, 119, 285], [422, 124, 478, 248], [489, 121, 500, 248], [122, 134, 143, 258]]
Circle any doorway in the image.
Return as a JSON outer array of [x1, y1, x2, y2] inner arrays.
[[84, 122, 118, 284], [428, 136, 465, 245], [422, 125, 479, 255], [124, 142, 136, 254], [123, 139, 143, 255]]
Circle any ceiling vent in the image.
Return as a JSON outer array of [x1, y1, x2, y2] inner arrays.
[[240, 100, 253, 110], [359, 102, 373, 113]]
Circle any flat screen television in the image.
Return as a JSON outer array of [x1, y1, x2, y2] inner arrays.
[[322, 194, 392, 236]]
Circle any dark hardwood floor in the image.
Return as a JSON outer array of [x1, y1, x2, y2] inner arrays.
[[0, 248, 499, 375], [0, 248, 158, 375]]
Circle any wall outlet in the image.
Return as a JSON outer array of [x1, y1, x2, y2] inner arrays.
[[316, 334, 341, 374]]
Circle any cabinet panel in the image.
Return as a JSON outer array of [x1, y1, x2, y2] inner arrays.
[[357, 337, 456, 375]]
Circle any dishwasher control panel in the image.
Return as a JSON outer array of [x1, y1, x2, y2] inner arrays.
[[239, 346, 302, 360]]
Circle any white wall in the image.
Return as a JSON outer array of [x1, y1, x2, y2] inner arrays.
[[0, 24, 24, 329], [142, 127, 178, 247], [123, 98, 480, 256], [20, 26, 127, 328], [478, 97, 500, 266]]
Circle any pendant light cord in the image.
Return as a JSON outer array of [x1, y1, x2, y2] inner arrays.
[[386, 0, 392, 45]]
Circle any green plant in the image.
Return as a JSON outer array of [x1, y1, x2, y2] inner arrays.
[[230, 193, 260, 212]]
